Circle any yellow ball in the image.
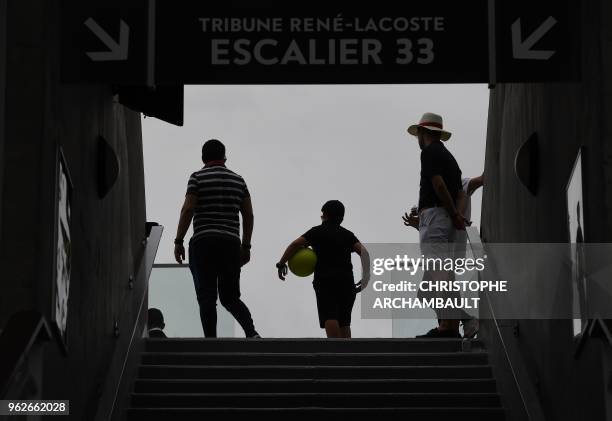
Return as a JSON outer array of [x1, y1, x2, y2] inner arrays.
[[288, 248, 317, 277]]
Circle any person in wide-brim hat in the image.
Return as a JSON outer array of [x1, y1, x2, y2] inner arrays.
[[404, 111, 469, 339], [407, 112, 452, 141]]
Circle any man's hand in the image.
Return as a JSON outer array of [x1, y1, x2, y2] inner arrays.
[[240, 247, 251, 266], [276, 262, 288, 281], [174, 195, 195, 263], [452, 213, 469, 231], [402, 210, 419, 230], [174, 243, 185, 264]]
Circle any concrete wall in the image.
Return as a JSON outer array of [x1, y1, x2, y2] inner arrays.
[[0, 0, 147, 419], [481, 1, 612, 420]]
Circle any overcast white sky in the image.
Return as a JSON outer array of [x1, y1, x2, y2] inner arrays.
[[142, 84, 489, 338]]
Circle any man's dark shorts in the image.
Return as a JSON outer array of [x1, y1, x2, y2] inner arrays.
[[313, 279, 356, 328]]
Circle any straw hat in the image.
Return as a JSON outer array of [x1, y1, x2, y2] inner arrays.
[[407, 112, 452, 141]]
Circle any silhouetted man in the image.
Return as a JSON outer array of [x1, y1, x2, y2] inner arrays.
[[147, 308, 167, 338], [403, 174, 484, 338], [406, 112, 468, 338], [174, 139, 260, 338]]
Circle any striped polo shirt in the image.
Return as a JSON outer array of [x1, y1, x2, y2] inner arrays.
[[186, 165, 249, 241]]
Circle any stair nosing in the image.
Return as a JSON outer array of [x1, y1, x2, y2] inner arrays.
[[130, 391, 501, 397], [141, 351, 487, 358], [126, 406, 503, 411], [134, 377, 497, 383], [139, 364, 493, 369]]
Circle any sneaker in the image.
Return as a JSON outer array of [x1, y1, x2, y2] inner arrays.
[[247, 332, 262, 339], [462, 318, 480, 339], [416, 328, 461, 339]]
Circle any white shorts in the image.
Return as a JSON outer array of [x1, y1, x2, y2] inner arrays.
[[418, 207, 462, 319], [419, 207, 455, 258]]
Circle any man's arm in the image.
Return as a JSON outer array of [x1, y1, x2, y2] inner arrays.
[[456, 189, 468, 219], [431, 175, 466, 230], [240, 196, 254, 247], [467, 174, 484, 196], [431, 175, 458, 216], [240, 196, 254, 266], [174, 194, 197, 263]]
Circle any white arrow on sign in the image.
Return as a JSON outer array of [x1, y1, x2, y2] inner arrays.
[[512, 17, 557, 60], [85, 18, 130, 61]]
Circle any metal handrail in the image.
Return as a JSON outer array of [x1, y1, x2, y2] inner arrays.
[[466, 227, 547, 421], [94, 223, 163, 421], [110, 224, 163, 410]]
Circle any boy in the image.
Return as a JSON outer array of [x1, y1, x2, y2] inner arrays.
[[276, 200, 370, 338]]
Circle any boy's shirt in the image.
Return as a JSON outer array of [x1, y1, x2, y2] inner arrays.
[[302, 221, 360, 286]]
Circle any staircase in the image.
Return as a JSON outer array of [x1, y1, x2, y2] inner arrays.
[[126, 338, 505, 421]]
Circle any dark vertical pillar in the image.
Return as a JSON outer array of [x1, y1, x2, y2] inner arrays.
[[0, 0, 148, 418], [0, 0, 46, 325], [0, 0, 6, 320], [602, 0, 612, 236], [480, 1, 612, 420]]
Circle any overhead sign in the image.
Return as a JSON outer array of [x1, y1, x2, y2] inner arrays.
[[154, 0, 489, 84], [494, 0, 579, 83], [61, 0, 150, 84], [84, 18, 130, 62], [511, 17, 558, 61], [61, 0, 579, 85]]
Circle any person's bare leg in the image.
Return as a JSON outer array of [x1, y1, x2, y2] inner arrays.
[[340, 326, 351, 338], [432, 269, 460, 334], [324, 320, 342, 338]]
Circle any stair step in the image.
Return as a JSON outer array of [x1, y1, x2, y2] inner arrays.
[[138, 364, 493, 380], [130, 340, 502, 419], [141, 352, 488, 366], [126, 407, 505, 421], [145, 338, 481, 353], [134, 378, 499, 394], [130, 392, 501, 408]]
